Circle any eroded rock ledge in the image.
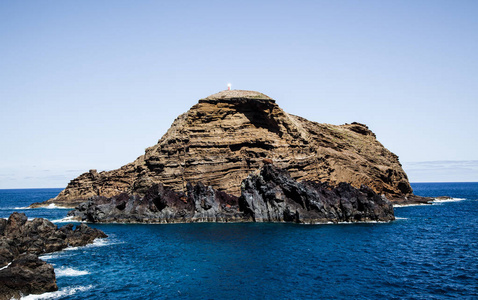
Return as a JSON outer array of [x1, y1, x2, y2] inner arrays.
[[0, 213, 107, 300], [68, 165, 394, 224]]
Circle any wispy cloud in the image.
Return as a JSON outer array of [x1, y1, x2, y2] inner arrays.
[[402, 160, 478, 182], [65, 169, 85, 173]]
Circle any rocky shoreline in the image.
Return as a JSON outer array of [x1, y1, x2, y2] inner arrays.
[[0, 213, 107, 300], [67, 164, 395, 224], [390, 195, 435, 206]]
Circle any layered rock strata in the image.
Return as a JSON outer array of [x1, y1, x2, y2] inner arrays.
[[33, 90, 415, 208], [68, 164, 395, 224], [0, 213, 107, 299]]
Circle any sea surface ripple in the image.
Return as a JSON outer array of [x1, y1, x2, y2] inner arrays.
[[0, 183, 476, 299]]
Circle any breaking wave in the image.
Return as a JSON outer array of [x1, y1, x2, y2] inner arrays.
[[393, 203, 430, 208], [50, 216, 82, 223], [21, 285, 94, 299], [432, 197, 466, 204], [11, 203, 70, 210], [40, 237, 120, 262], [39, 253, 64, 260], [55, 266, 90, 277], [41, 203, 71, 209], [394, 197, 468, 208]]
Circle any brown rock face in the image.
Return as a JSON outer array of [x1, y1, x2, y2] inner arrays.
[[38, 90, 413, 207]]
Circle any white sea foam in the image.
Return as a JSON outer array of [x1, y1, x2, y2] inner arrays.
[[21, 285, 94, 299], [39, 236, 119, 264], [394, 197, 467, 207], [336, 220, 389, 224], [78, 238, 122, 251], [64, 246, 79, 251], [394, 217, 408, 220], [432, 197, 466, 204], [39, 253, 62, 260], [13, 203, 70, 210], [393, 203, 431, 208], [1, 215, 37, 221], [55, 266, 90, 277], [40, 237, 119, 262], [90, 238, 110, 247], [43, 203, 70, 209], [300, 220, 392, 225], [50, 216, 83, 223], [57, 238, 120, 253]]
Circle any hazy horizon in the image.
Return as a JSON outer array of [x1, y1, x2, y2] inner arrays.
[[1, 159, 477, 189]]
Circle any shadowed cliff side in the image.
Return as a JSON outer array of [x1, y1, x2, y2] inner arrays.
[[33, 90, 417, 208], [67, 164, 395, 224]]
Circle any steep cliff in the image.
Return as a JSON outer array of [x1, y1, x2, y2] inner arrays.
[[33, 90, 414, 208]]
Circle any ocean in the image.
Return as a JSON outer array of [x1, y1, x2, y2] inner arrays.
[[0, 183, 477, 299]]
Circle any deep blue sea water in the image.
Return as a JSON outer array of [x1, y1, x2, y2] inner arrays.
[[0, 183, 477, 299]]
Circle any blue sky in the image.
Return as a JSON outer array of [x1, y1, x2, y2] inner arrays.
[[1, 0, 477, 188]]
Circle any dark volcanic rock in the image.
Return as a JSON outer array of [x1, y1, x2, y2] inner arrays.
[[69, 182, 244, 223], [0, 213, 107, 298], [0, 253, 56, 300], [0, 213, 107, 268], [240, 165, 394, 223], [68, 165, 394, 224]]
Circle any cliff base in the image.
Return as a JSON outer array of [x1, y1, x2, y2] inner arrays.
[[68, 165, 395, 224]]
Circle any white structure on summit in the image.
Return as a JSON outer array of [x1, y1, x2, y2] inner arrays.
[[227, 83, 232, 90]]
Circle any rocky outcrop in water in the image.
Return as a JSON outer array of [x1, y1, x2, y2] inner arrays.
[[68, 164, 394, 224], [0, 213, 107, 299], [0, 253, 56, 300], [33, 90, 416, 208]]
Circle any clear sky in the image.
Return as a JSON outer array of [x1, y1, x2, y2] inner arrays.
[[1, 0, 477, 188]]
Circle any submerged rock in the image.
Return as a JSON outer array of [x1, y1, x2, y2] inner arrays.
[[68, 165, 394, 224]]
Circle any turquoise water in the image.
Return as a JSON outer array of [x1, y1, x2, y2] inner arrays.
[[1, 183, 477, 299]]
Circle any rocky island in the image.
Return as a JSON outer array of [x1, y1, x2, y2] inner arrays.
[[33, 90, 431, 222]]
